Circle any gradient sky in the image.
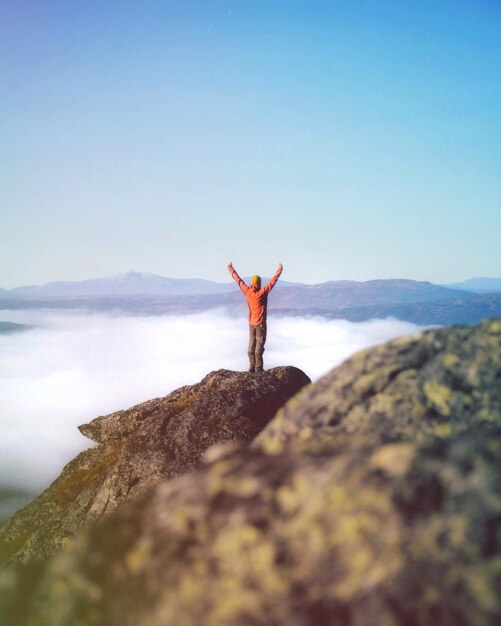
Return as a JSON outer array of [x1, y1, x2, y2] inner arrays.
[[2, 0, 500, 288]]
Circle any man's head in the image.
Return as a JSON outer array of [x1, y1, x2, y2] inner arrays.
[[251, 275, 261, 289]]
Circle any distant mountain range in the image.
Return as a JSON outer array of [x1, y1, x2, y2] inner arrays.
[[1, 272, 501, 326], [0, 271, 304, 299], [0, 271, 237, 298], [3, 271, 501, 299], [442, 277, 501, 292]]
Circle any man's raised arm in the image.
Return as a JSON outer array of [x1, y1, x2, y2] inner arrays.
[[227, 262, 249, 294], [263, 262, 283, 293]]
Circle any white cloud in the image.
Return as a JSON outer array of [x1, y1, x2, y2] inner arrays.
[[0, 309, 425, 491]]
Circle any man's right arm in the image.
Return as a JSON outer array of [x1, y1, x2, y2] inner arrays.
[[227, 262, 249, 294], [263, 262, 283, 293]]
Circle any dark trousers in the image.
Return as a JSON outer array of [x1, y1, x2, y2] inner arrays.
[[248, 324, 267, 371]]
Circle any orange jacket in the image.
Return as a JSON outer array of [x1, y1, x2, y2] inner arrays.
[[228, 265, 283, 325]]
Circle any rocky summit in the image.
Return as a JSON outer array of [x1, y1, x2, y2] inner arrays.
[[1, 320, 501, 626], [0, 367, 310, 565]]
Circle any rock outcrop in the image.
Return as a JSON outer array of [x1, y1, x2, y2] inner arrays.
[[1, 320, 501, 626], [0, 367, 310, 565]]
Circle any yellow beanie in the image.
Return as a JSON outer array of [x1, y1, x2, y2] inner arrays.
[[251, 275, 261, 287]]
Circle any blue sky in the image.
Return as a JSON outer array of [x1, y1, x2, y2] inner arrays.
[[2, 0, 500, 287]]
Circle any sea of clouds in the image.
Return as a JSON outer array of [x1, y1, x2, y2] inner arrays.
[[0, 309, 426, 492]]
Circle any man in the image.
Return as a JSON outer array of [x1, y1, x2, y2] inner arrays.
[[227, 261, 283, 372]]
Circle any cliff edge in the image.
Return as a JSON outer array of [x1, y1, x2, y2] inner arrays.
[[0, 367, 310, 564]]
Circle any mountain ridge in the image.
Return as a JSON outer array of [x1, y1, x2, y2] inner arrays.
[[0, 276, 471, 309], [2, 271, 237, 298], [443, 277, 501, 292], [4, 271, 498, 298], [0, 271, 302, 298]]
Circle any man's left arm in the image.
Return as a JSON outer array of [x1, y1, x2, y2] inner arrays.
[[263, 262, 283, 293]]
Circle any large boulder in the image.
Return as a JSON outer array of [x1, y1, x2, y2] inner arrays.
[[258, 316, 501, 453], [2, 320, 501, 626], [0, 367, 310, 565]]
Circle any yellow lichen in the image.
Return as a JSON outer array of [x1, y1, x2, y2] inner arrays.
[[423, 380, 452, 416], [465, 565, 499, 611], [354, 372, 377, 393], [125, 537, 152, 574], [434, 423, 453, 438], [162, 394, 197, 409], [487, 319, 501, 334], [208, 523, 287, 623], [205, 459, 238, 497], [351, 348, 371, 362], [276, 474, 309, 514], [222, 475, 262, 498], [442, 353, 460, 368], [477, 408, 501, 424]]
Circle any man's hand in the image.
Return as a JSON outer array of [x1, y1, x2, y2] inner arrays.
[[227, 262, 233, 270], [278, 262, 283, 271]]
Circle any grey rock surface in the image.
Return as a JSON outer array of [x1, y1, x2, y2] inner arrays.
[[257, 317, 501, 453], [0, 367, 310, 565]]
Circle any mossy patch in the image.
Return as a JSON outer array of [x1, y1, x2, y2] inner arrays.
[[0, 527, 33, 563], [162, 394, 197, 410], [52, 441, 123, 510]]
